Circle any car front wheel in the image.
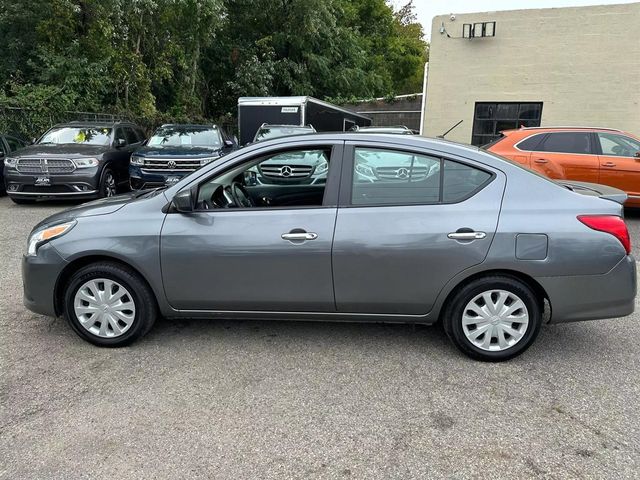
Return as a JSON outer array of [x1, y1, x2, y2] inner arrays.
[[63, 262, 157, 347], [443, 275, 542, 362], [99, 167, 117, 197]]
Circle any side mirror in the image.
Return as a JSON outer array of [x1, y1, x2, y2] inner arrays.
[[635, 151, 640, 160], [243, 170, 258, 186], [115, 138, 126, 148], [172, 188, 194, 213], [0, 151, 4, 158], [30, 137, 37, 144], [224, 139, 234, 148]]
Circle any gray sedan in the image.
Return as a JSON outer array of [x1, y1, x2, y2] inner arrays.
[[22, 134, 636, 361]]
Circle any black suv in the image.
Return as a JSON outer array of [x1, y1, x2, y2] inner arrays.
[[0, 134, 29, 195], [3, 121, 145, 204]]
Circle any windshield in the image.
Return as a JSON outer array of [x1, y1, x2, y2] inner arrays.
[[39, 127, 112, 145], [148, 127, 222, 147], [255, 126, 314, 141]]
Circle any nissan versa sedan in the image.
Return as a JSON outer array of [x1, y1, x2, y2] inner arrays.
[[22, 134, 636, 361]]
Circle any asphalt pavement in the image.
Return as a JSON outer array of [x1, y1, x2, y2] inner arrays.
[[1, 196, 639, 479]]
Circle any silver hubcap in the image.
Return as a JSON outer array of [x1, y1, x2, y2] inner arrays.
[[73, 279, 136, 338], [105, 173, 116, 197], [462, 289, 529, 352]]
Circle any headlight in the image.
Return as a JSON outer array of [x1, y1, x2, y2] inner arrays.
[[130, 155, 145, 166], [200, 157, 218, 165], [27, 221, 76, 257], [355, 162, 376, 179], [73, 157, 99, 168], [4, 157, 17, 168], [312, 160, 329, 176]]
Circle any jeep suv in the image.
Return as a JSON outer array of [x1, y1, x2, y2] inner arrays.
[[129, 124, 237, 189], [3, 121, 145, 204]]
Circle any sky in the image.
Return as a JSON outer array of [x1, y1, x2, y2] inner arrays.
[[392, 0, 639, 38]]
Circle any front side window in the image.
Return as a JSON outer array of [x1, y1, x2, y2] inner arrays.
[[597, 133, 640, 157], [149, 127, 222, 147], [5, 136, 25, 152], [124, 127, 139, 145], [195, 147, 332, 210], [40, 127, 112, 146], [538, 132, 592, 154], [352, 148, 441, 205]]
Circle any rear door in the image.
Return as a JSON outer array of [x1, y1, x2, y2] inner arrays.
[[331, 143, 505, 315], [596, 132, 640, 198], [527, 131, 599, 182]]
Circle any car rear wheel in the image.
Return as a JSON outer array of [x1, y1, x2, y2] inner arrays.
[[442, 275, 542, 362], [63, 262, 157, 347], [99, 167, 117, 197]]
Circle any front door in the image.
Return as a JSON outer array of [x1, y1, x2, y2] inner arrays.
[[160, 143, 343, 312], [332, 144, 505, 315], [596, 132, 640, 198]]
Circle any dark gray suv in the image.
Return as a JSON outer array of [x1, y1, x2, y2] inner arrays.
[[3, 121, 145, 204]]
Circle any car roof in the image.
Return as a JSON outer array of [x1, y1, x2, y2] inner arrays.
[[51, 120, 138, 128], [259, 124, 314, 129], [159, 124, 219, 129], [502, 126, 625, 135]]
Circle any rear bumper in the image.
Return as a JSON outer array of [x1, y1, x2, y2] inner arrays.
[[22, 243, 68, 317], [539, 255, 637, 324]]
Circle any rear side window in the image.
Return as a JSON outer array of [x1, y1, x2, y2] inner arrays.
[[125, 127, 139, 144], [351, 148, 493, 206], [516, 133, 545, 151], [538, 132, 593, 154], [352, 148, 441, 205], [442, 160, 492, 202]]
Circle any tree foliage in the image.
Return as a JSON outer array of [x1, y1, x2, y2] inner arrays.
[[0, 0, 428, 135]]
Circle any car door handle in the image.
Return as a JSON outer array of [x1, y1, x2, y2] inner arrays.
[[602, 162, 616, 167], [281, 232, 318, 242], [448, 231, 486, 240], [534, 158, 548, 164]]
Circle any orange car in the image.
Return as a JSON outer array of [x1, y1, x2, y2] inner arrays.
[[486, 127, 640, 206]]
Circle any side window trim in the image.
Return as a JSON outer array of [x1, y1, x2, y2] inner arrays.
[[339, 142, 496, 208]]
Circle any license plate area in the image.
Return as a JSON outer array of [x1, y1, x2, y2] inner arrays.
[[165, 176, 181, 186], [35, 177, 51, 187]]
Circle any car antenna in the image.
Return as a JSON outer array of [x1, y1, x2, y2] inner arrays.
[[437, 120, 463, 139]]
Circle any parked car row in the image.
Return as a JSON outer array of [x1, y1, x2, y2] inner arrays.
[[2, 121, 238, 204]]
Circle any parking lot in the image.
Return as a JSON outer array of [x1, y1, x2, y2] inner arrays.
[[1, 196, 639, 479]]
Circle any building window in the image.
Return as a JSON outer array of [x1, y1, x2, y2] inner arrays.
[[472, 102, 543, 146]]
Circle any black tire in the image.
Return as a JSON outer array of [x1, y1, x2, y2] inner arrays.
[[98, 167, 117, 198], [10, 197, 36, 205], [442, 275, 543, 362], [63, 262, 157, 347]]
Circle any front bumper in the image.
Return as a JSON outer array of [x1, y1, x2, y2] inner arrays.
[[129, 165, 192, 190], [22, 243, 68, 317], [5, 168, 100, 199], [540, 255, 637, 323]]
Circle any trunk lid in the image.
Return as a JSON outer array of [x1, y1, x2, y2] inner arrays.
[[556, 180, 628, 205]]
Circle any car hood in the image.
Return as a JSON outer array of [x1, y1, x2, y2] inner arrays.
[[556, 180, 628, 205], [135, 145, 223, 158], [11, 143, 109, 157], [31, 192, 140, 232]]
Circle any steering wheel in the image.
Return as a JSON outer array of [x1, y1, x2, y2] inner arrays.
[[229, 181, 254, 208]]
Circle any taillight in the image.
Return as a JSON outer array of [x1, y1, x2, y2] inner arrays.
[[577, 215, 631, 254]]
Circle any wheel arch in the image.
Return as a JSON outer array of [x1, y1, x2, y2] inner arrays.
[[54, 254, 158, 316], [437, 269, 550, 323]]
